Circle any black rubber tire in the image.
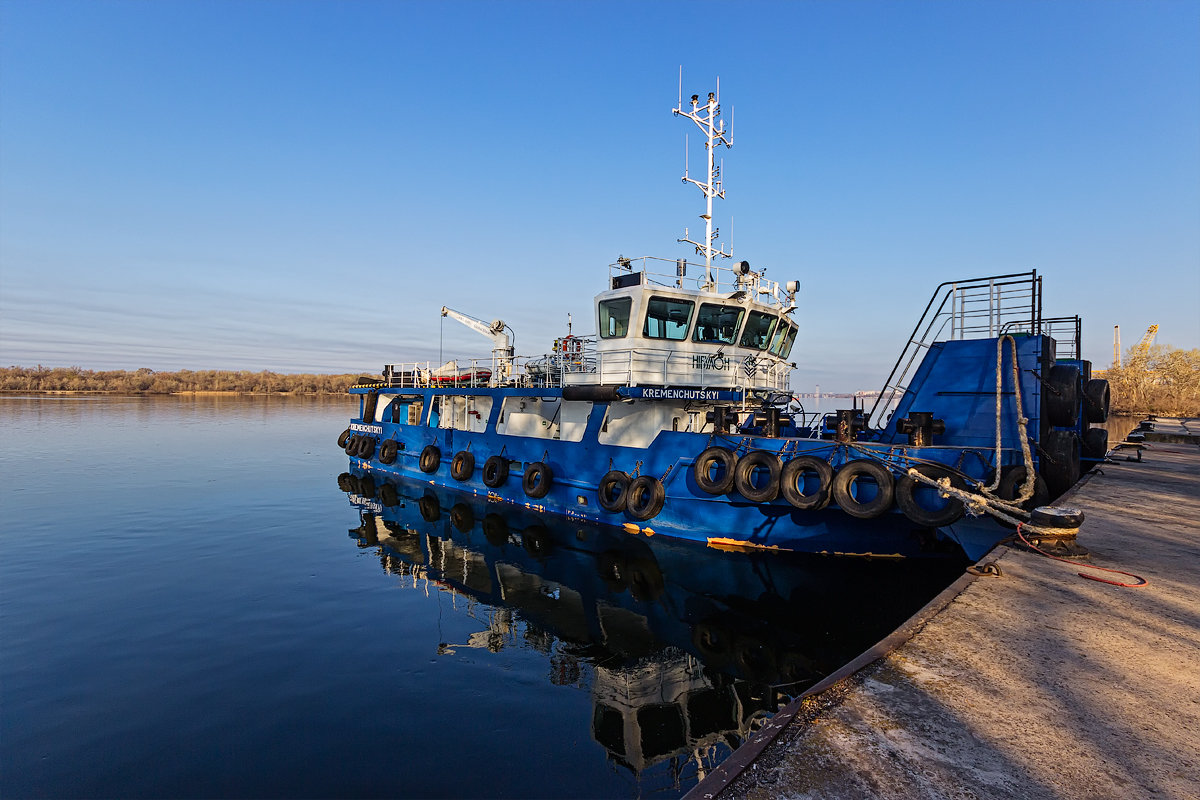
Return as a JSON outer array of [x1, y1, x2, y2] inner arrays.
[[1045, 364, 1081, 427], [523, 462, 553, 499], [419, 445, 441, 474], [626, 475, 665, 521], [1041, 429, 1081, 497], [379, 483, 398, 507], [450, 450, 475, 482], [895, 465, 968, 528], [379, 439, 398, 465], [337, 429, 352, 449], [831, 459, 895, 519], [734, 635, 777, 683], [779, 456, 834, 510], [996, 465, 1051, 513], [691, 622, 732, 658], [1083, 378, 1110, 424], [733, 450, 782, 503], [450, 503, 474, 533], [693, 446, 737, 495], [482, 456, 509, 488], [357, 436, 376, 460], [523, 524, 552, 556], [1082, 428, 1109, 465], [417, 493, 440, 522], [597, 551, 628, 592], [482, 514, 509, 546], [597, 470, 631, 513], [627, 557, 664, 602], [345, 434, 361, 455]]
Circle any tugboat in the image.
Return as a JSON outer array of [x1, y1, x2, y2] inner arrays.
[[338, 83, 1110, 561]]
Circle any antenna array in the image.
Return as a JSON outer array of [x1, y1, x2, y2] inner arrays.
[[674, 69, 733, 290]]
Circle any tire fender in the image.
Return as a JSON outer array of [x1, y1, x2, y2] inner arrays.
[[779, 455, 834, 510], [831, 459, 895, 519]]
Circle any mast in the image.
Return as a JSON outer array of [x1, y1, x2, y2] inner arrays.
[[674, 73, 733, 290]]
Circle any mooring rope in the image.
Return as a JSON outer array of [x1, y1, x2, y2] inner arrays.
[[1016, 523, 1149, 588], [978, 334, 1037, 504], [902, 469, 1149, 588], [904, 467, 1031, 526]]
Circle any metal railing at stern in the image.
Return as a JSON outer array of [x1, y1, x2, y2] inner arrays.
[[868, 271, 1041, 428]]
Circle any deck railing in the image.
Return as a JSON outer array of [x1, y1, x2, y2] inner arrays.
[[377, 344, 792, 394], [868, 271, 1042, 427]]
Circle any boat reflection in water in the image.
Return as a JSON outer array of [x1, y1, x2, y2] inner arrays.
[[338, 469, 965, 786]]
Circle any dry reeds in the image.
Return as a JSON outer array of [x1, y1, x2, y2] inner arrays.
[[1100, 345, 1200, 416], [0, 366, 361, 394]]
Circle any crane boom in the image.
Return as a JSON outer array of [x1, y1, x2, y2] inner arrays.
[[440, 306, 515, 382], [1134, 324, 1159, 358]]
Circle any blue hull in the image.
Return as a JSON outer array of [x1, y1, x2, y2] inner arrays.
[[343, 382, 1017, 559]]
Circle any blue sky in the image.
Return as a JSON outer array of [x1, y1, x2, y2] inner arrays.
[[1, 0, 1197, 392]]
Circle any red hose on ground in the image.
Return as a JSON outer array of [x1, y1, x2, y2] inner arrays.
[[1016, 523, 1149, 588]]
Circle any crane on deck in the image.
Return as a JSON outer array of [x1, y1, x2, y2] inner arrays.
[[440, 306, 515, 383]]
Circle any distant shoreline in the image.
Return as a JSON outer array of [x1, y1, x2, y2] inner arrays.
[[0, 389, 353, 396], [1, 367, 365, 394]]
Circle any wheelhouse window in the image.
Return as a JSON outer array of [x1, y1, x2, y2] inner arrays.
[[779, 324, 799, 358], [768, 320, 798, 357], [739, 311, 778, 350], [643, 296, 695, 341], [692, 303, 745, 344], [598, 297, 632, 339]]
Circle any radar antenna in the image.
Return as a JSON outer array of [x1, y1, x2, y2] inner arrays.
[[674, 69, 733, 290]]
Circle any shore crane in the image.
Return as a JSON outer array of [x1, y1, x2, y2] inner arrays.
[[1113, 323, 1159, 367], [440, 306, 515, 382]]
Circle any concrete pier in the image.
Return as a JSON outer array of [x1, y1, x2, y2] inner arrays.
[[690, 417, 1200, 800]]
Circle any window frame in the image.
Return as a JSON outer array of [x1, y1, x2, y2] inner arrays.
[[598, 297, 633, 339], [691, 302, 746, 345], [739, 310, 779, 351], [642, 295, 696, 341]]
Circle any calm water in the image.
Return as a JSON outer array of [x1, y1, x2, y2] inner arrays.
[[1, 396, 964, 799]]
